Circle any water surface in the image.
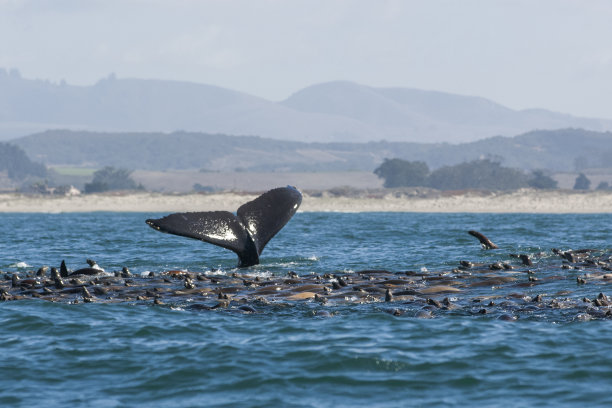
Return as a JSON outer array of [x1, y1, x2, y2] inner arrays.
[[1, 212, 611, 407]]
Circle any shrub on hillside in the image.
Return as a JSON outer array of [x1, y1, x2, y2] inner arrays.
[[374, 159, 429, 188], [84, 167, 143, 193], [528, 170, 558, 189], [427, 159, 528, 190], [573, 173, 591, 190], [374, 157, 532, 191]]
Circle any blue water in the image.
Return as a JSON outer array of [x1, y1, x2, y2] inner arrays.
[[1, 212, 612, 407]]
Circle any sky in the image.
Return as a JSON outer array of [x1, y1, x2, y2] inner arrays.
[[1, 0, 611, 119]]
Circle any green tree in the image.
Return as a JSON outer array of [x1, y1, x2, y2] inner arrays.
[[528, 170, 558, 189], [596, 181, 610, 190], [573, 173, 591, 190], [84, 166, 142, 193], [428, 159, 528, 190], [374, 158, 429, 188], [0, 142, 47, 180]]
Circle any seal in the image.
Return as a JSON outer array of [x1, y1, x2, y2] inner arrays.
[[145, 186, 302, 267], [3, 243, 612, 322], [60, 259, 104, 277]]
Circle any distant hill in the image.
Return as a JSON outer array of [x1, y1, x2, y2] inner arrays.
[[12, 128, 612, 173], [283, 82, 612, 142], [2, 69, 612, 143]]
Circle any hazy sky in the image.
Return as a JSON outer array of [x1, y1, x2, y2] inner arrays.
[[1, 0, 611, 118]]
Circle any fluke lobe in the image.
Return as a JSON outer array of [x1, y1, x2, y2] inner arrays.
[[146, 186, 302, 267]]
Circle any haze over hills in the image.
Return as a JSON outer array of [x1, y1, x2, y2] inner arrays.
[[283, 82, 612, 141], [12, 128, 612, 173], [2, 69, 612, 143]]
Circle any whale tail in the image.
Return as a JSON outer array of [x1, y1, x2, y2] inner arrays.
[[146, 186, 302, 267]]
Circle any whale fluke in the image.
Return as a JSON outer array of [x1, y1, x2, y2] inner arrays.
[[146, 186, 302, 267]]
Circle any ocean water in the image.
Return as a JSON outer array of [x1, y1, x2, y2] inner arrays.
[[1, 212, 612, 407]]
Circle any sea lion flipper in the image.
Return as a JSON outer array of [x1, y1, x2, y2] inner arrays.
[[60, 260, 69, 277], [146, 211, 258, 265], [468, 230, 498, 250], [237, 186, 302, 254]]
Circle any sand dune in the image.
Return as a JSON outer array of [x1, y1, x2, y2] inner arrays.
[[1, 189, 611, 213]]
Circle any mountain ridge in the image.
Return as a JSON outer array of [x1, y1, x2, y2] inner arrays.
[[1, 69, 612, 143]]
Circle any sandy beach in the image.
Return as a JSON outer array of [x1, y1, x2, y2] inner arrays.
[[0, 189, 611, 213]]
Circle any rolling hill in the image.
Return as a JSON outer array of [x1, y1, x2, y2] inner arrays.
[[12, 128, 612, 173], [2, 70, 612, 143]]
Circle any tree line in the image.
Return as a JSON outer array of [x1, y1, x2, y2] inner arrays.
[[374, 158, 565, 190], [0, 142, 144, 194]]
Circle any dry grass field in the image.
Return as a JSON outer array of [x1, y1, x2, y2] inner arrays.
[[131, 170, 384, 193]]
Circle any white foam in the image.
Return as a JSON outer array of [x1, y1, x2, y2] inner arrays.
[[97, 271, 113, 277], [274, 262, 298, 268], [9, 261, 30, 268], [204, 269, 228, 276], [91, 264, 105, 272], [244, 270, 274, 279]]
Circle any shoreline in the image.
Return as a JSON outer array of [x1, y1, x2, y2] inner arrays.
[[1, 189, 611, 213]]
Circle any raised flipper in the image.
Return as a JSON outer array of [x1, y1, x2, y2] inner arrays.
[[468, 230, 498, 249], [146, 186, 302, 267]]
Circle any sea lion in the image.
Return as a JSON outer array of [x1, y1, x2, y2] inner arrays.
[[519, 254, 533, 266], [86, 259, 105, 272], [60, 260, 104, 277], [2, 250, 612, 322], [146, 186, 302, 267]]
